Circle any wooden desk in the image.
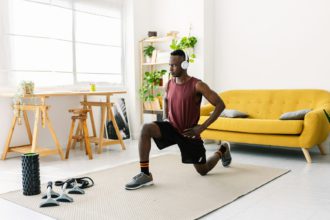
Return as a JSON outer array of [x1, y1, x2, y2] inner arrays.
[[1, 90, 127, 160]]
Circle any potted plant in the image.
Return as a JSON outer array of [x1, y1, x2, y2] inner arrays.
[[170, 36, 198, 63], [143, 45, 155, 63], [13, 81, 35, 125], [17, 81, 35, 95], [139, 69, 167, 110]]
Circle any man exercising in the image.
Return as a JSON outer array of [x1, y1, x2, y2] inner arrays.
[[125, 49, 231, 190]]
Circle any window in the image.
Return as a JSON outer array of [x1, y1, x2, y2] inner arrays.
[[4, 0, 123, 87]]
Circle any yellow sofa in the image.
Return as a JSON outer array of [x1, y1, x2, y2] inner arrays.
[[199, 89, 330, 163]]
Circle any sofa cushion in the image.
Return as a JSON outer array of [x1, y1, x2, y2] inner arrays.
[[220, 109, 249, 118], [279, 109, 311, 120], [199, 116, 304, 135], [210, 109, 249, 118], [218, 89, 330, 119]]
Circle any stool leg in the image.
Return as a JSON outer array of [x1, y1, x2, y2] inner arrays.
[[72, 120, 81, 150], [97, 106, 106, 154], [79, 120, 84, 150], [82, 119, 93, 160], [81, 119, 88, 156], [65, 118, 76, 159]]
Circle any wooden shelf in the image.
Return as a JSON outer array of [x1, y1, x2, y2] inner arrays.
[[141, 36, 174, 43], [143, 110, 163, 114], [142, 62, 168, 66], [140, 35, 173, 123]]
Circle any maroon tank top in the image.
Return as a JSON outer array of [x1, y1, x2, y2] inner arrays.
[[167, 77, 202, 134]]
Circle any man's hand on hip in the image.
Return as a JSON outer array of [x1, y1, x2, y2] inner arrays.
[[182, 125, 204, 139]]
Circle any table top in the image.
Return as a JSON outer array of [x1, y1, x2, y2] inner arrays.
[[0, 90, 127, 98]]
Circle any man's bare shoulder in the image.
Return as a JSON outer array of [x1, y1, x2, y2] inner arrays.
[[195, 80, 211, 93]]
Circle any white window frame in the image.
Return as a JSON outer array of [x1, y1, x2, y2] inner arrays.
[[3, 0, 125, 90]]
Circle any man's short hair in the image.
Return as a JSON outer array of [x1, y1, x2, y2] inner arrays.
[[170, 49, 188, 61]]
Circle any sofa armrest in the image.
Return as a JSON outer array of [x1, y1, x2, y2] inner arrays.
[[299, 104, 330, 147], [200, 103, 214, 116]]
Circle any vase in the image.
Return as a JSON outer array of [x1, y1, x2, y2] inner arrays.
[[145, 56, 152, 63], [19, 81, 34, 95], [21, 153, 41, 196]]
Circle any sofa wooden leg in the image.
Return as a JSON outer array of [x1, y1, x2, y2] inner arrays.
[[317, 143, 327, 155], [301, 148, 312, 163]]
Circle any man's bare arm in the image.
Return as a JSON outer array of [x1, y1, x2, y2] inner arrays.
[[196, 81, 225, 130], [182, 81, 225, 138]]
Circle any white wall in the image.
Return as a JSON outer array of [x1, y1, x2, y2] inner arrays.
[[213, 0, 330, 91], [124, 0, 151, 138], [203, 0, 215, 86], [148, 0, 205, 80]]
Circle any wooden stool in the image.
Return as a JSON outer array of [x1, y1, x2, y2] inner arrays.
[[65, 109, 92, 160]]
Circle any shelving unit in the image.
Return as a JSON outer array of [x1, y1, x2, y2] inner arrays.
[[139, 36, 175, 122]]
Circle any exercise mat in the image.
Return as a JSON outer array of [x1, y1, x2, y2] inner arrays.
[[0, 154, 289, 220]]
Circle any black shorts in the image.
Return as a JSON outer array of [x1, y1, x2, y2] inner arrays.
[[153, 121, 206, 164]]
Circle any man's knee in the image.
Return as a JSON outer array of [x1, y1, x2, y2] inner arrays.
[[140, 122, 161, 139], [141, 123, 153, 137], [194, 165, 208, 176], [198, 170, 208, 176]]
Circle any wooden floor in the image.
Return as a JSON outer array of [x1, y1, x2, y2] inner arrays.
[[0, 140, 329, 220]]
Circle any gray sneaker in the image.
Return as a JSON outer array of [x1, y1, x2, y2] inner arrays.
[[125, 172, 153, 190], [220, 141, 232, 167]]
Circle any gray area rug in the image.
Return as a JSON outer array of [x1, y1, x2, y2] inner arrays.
[[0, 154, 289, 220]]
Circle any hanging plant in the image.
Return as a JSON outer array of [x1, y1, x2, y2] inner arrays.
[[170, 36, 198, 63]]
